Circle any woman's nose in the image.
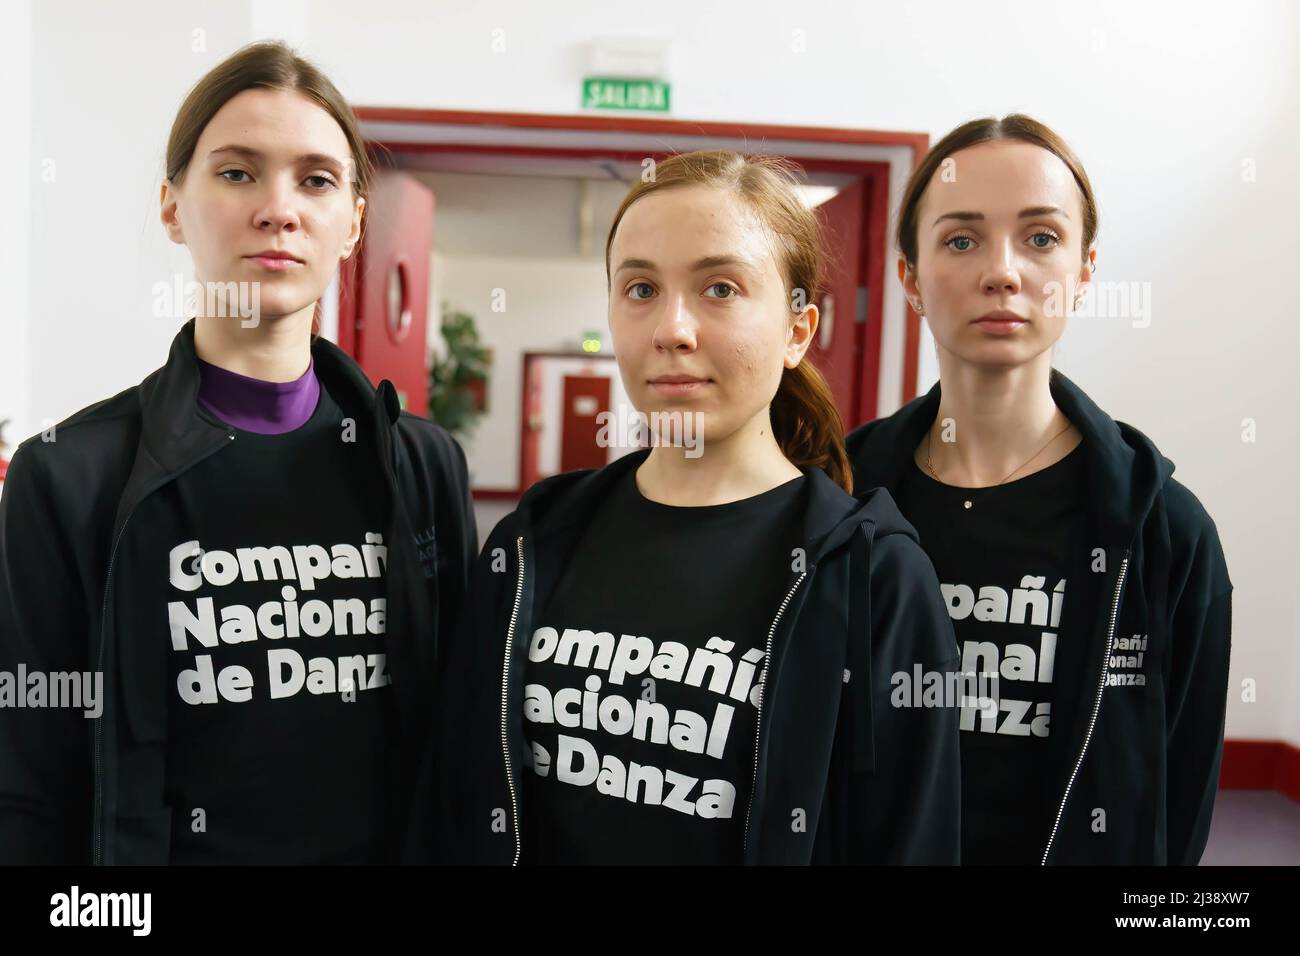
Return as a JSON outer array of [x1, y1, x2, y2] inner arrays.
[[254, 176, 302, 232], [981, 239, 1022, 296], [652, 296, 698, 351]]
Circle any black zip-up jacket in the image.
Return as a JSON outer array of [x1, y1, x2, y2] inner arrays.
[[416, 448, 962, 864], [0, 319, 477, 864], [846, 369, 1233, 865]]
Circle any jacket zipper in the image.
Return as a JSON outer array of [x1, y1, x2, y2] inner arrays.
[[743, 570, 807, 860], [499, 535, 525, 866], [92, 508, 138, 865], [92, 434, 236, 865], [1040, 550, 1130, 865]]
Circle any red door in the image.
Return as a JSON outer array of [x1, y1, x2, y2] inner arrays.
[[347, 169, 435, 415], [807, 180, 866, 430], [560, 375, 611, 473], [520, 354, 544, 489]]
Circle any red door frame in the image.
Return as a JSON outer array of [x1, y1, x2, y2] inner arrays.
[[344, 107, 929, 496], [519, 350, 619, 493]]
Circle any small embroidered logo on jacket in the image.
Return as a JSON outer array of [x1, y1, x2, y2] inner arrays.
[[414, 525, 438, 579]]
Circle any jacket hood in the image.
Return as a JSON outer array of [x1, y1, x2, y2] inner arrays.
[[848, 368, 1175, 547], [509, 446, 920, 565]]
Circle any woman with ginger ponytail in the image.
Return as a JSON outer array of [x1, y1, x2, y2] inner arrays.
[[772, 359, 853, 491], [421, 150, 961, 865]]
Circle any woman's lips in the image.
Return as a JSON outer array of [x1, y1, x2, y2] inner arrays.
[[649, 379, 711, 397], [973, 318, 1026, 335], [246, 255, 303, 272]]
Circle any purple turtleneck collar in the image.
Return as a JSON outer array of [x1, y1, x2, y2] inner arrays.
[[196, 355, 321, 435]]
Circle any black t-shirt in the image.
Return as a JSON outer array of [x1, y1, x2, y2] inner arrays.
[[893, 442, 1093, 865], [117, 382, 400, 864], [520, 467, 808, 865]]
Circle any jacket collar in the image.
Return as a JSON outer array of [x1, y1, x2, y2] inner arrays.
[[511, 445, 916, 566], [848, 369, 1173, 547], [111, 318, 406, 604], [137, 318, 398, 474]]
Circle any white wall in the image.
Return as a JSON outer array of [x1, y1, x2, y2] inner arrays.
[[6, 0, 1297, 747], [0, 0, 33, 452], [21, 0, 260, 440]]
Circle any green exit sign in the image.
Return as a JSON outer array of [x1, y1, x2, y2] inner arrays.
[[582, 77, 670, 112]]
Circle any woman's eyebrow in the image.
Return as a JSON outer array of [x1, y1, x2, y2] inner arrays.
[[931, 205, 1070, 227], [613, 254, 759, 274], [207, 144, 346, 171], [613, 257, 657, 273], [690, 254, 757, 273]]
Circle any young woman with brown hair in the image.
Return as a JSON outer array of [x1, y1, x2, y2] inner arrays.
[[847, 115, 1232, 865], [424, 150, 961, 865], [0, 41, 476, 864]]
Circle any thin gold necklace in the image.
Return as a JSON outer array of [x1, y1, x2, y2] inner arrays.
[[926, 418, 1074, 508]]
